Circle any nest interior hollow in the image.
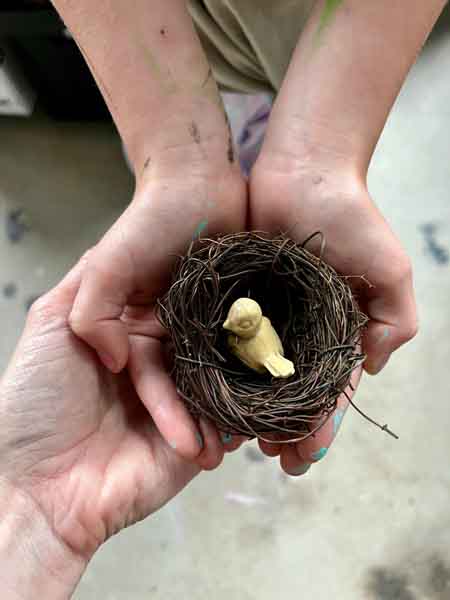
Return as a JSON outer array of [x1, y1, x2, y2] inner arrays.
[[158, 232, 368, 443]]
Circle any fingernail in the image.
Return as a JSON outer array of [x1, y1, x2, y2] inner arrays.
[[333, 409, 345, 436], [289, 463, 311, 476], [195, 431, 204, 450], [98, 351, 117, 372], [312, 447, 328, 462], [222, 432, 233, 445], [366, 354, 390, 376]]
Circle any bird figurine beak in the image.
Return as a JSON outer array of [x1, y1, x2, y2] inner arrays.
[[223, 319, 231, 330]]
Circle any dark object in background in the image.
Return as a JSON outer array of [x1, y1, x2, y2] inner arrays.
[[0, 2, 110, 120]]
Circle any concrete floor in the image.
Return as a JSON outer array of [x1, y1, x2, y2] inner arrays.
[[2, 16, 450, 600]]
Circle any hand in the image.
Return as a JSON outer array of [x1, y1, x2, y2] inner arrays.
[[68, 158, 247, 460], [0, 256, 232, 596], [249, 153, 417, 474]]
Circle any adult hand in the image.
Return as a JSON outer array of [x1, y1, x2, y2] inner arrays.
[[249, 153, 417, 475], [0, 255, 234, 598], [69, 156, 247, 460]]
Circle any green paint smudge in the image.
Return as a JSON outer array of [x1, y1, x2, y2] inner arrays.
[[193, 219, 208, 239], [317, 0, 344, 36]]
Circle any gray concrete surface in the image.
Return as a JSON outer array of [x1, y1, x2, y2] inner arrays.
[[2, 17, 450, 600]]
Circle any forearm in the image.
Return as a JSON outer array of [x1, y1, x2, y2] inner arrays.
[[51, 0, 231, 176], [263, 0, 446, 176], [0, 480, 86, 600]]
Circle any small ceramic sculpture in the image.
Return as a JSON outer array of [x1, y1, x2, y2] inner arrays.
[[223, 298, 295, 378]]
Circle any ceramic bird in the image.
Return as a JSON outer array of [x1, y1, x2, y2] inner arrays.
[[223, 298, 295, 378]]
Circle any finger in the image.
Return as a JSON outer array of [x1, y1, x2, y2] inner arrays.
[[293, 366, 362, 465], [220, 432, 247, 452], [69, 241, 133, 373], [196, 418, 224, 471], [258, 436, 281, 457], [280, 443, 311, 477], [42, 250, 92, 314], [363, 263, 418, 375], [121, 304, 167, 339], [128, 335, 203, 461]]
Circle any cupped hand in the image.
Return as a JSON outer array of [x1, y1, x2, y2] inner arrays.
[[68, 158, 247, 460], [0, 256, 231, 562], [249, 153, 417, 474]]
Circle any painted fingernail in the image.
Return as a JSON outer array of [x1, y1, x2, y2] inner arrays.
[[196, 431, 204, 450], [98, 351, 117, 373], [222, 432, 233, 445], [312, 447, 328, 462], [333, 409, 345, 435], [289, 463, 311, 476]]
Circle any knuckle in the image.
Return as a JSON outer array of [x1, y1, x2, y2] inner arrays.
[[27, 293, 53, 321], [385, 252, 413, 286], [398, 319, 419, 344], [68, 309, 90, 337]]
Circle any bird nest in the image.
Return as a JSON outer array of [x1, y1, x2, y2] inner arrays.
[[157, 232, 368, 443]]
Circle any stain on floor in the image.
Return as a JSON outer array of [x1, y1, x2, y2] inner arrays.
[[366, 567, 416, 600], [5, 208, 29, 243], [420, 223, 449, 265]]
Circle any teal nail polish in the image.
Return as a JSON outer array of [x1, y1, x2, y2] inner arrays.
[[312, 447, 328, 462], [333, 409, 345, 435], [289, 463, 311, 476], [222, 432, 233, 444]]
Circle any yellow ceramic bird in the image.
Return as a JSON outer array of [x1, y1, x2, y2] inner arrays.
[[223, 298, 295, 378]]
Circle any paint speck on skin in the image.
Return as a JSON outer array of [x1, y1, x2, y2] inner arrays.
[[227, 134, 235, 164], [2, 282, 17, 298], [193, 219, 208, 240], [189, 122, 201, 145], [312, 447, 328, 462], [332, 409, 345, 435], [6, 208, 29, 243], [312, 175, 323, 185], [169, 440, 177, 450], [160, 28, 166, 36], [143, 157, 151, 171]]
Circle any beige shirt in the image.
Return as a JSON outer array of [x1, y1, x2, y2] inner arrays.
[[188, 0, 315, 93]]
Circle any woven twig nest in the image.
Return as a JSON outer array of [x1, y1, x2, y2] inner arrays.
[[158, 232, 368, 443]]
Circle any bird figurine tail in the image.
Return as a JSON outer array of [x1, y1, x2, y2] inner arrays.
[[263, 353, 295, 378]]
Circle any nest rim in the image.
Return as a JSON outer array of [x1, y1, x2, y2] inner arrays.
[[158, 231, 368, 443]]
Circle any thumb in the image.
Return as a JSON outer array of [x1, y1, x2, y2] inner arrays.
[[68, 236, 136, 373], [363, 259, 418, 374]]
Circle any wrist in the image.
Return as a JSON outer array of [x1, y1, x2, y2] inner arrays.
[[0, 479, 87, 600], [253, 140, 368, 199], [258, 107, 374, 181], [126, 95, 238, 182]]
